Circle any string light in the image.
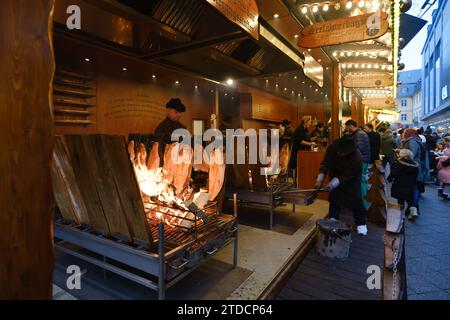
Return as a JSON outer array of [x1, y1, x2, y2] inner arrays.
[[323, 3, 329, 11], [301, 6, 308, 14], [312, 5, 319, 13], [346, 1, 353, 9], [358, 0, 365, 8]]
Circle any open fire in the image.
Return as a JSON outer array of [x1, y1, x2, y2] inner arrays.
[[128, 140, 225, 231]]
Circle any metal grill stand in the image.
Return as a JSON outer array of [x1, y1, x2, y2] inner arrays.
[[54, 196, 238, 300]]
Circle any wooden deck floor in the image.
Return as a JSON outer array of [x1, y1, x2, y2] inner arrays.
[[277, 215, 385, 300]]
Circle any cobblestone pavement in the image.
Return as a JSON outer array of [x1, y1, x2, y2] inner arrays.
[[405, 185, 450, 300]]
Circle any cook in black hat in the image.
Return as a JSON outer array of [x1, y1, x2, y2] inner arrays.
[[154, 98, 187, 164]]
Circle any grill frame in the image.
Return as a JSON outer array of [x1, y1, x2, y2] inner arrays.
[[54, 195, 238, 300], [225, 171, 317, 229]]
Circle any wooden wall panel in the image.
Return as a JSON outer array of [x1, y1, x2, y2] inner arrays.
[[240, 87, 297, 123], [55, 72, 214, 137], [96, 74, 214, 136], [0, 0, 55, 299], [297, 101, 326, 124]]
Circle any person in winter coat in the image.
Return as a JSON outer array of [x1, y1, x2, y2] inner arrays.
[[380, 129, 397, 168], [345, 120, 371, 162], [315, 135, 368, 235], [289, 115, 316, 173], [364, 123, 381, 164], [401, 128, 428, 216], [344, 119, 371, 209], [387, 149, 419, 220], [437, 147, 450, 198]]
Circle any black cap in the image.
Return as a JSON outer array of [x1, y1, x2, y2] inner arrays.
[[166, 98, 186, 113], [282, 119, 291, 126]]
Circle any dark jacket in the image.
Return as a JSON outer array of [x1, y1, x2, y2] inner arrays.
[[289, 124, 311, 169], [401, 136, 427, 182], [352, 128, 371, 163], [388, 158, 419, 201], [154, 117, 187, 165], [319, 137, 365, 211], [367, 131, 381, 163], [381, 134, 397, 158]]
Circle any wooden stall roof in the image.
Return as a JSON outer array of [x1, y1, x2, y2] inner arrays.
[[54, 0, 306, 84]]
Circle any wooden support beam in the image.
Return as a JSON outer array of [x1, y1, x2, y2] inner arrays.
[[330, 63, 341, 142], [0, 0, 55, 299], [141, 31, 249, 60]]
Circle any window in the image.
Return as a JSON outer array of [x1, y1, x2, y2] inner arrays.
[[430, 56, 435, 110], [425, 64, 429, 114], [401, 99, 407, 107], [435, 42, 441, 107], [401, 114, 407, 121]]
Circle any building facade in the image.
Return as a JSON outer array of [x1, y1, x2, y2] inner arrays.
[[396, 70, 421, 127], [421, 0, 450, 131]]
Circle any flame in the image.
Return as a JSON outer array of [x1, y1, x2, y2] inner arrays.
[[129, 142, 208, 230]]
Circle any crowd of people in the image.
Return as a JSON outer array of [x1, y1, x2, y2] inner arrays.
[[310, 118, 450, 236]]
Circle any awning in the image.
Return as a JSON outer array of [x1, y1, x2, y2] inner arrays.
[[399, 13, 427, 48]]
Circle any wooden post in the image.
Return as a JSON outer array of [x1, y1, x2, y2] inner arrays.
[[214, 86, 220, 127], [357, 97, 365, 126], [351, 94, 358, 122], [0, 0, 55, 299], [330, 63, 341, 141]]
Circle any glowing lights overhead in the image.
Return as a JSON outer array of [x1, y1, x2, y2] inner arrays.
[[340, 63, 392, 71], [332, 50, 390, 59], [297, 1, 389, 17], [359, 88, 393, 98], [273, 13, 279, 18], [226, 78, 234, 85], [392, 0, 401, 98]]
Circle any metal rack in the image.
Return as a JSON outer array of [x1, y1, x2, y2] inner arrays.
[[54, 195, 238, 300], [225, 171, 318, 229]]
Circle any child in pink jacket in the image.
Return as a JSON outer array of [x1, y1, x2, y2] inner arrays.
[[437, 148, 450, 198]]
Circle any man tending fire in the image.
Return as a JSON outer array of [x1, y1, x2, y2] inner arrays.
[[154, 98, 187, 166], [127, 97, 226, 231]]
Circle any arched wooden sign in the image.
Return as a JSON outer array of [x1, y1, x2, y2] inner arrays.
[[343, 72, 394, 88], [298, 11, 388, 48], [206, 0, 259, 40]]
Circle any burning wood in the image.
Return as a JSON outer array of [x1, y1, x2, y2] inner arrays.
[[128, 140, 224, 232]]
